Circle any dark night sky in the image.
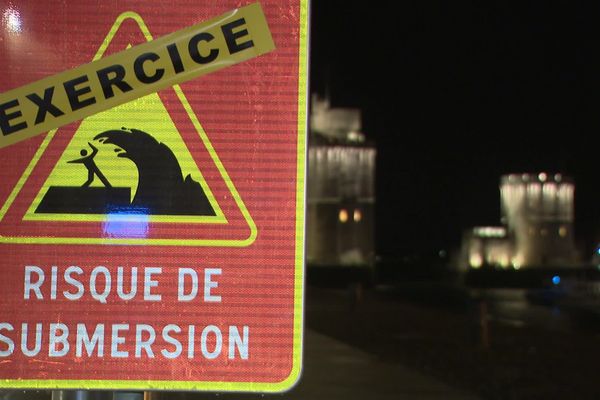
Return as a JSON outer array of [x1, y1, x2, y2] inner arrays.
[[310, 1, 600, 258]]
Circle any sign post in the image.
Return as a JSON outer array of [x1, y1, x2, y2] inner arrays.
[[0, 0, 307, 393]]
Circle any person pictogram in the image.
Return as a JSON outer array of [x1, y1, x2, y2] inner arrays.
[[68, 142, 112, 188], [36, 129, 215, 216]]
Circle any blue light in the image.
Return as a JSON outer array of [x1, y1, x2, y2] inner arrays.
[[597, 248, 600, 255], [103, 207, 149, 238], [552, 275, 561, 285]]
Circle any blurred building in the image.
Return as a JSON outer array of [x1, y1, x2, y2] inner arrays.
[[306, 95, 376, 268], [461, 226, 512, 269], [459, 173, 577, 270], [501, 173, 576, 267]]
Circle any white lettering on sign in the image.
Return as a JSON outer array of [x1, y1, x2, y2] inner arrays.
[[21, 323, 42, 357], [50, 266, 58, 300], [201, 325, 222, 359], [90, 266, 111, 304], [135, 324, 156, 358], [144, 267, 162, 301], [0, 264, 249, 362], [22, 265, 222, 303], [117, 267, 137, 300], [111, 324, 129, 358], [229, 326, 249, 360], [178, 268, 198, 301], [204, 268, 222, 302], [0, 322, 249, 360], [49, 323, 69, 357], [64, 266, 85, 300], [162, 324, 183, 359], [76, 323, 104, 357], [24, 265, 44, 300], [0, 323, 14, 357]]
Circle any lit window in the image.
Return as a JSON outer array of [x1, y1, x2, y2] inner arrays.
[[558, 226, 567, 237], [347, 131, 365, 143], [554, 173, 562, 182], [353, 209, 362, 222], [338, 209, 348, 223], [469, 254, 483, 269], [512, 255, 523, 270], [473, 226, 506, 237]]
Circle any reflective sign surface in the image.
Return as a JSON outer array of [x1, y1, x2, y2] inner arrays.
[[0, 0, 307, 391]]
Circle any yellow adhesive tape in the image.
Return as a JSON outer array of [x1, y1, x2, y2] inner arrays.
[[0, 2, 275, 149]]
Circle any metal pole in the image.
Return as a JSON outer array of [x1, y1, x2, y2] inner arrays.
[[143, 393, 157, 400], [112, 392, 144, 400], [51, 391, 89, 400], [51, 391, 118, 400], [48, 390, 151, 400], [479, 299, 490, 349]]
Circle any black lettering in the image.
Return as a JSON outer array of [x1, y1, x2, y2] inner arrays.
[[166, 43, 185, 74], [134, 52, 165, 84], [25, 87, 65, 125], [188, 32, 219, 64], [221, 18, 254, 54], [96, 64, 133, 99], [63, 75, 96, 111], [0, 99, 28, 136]]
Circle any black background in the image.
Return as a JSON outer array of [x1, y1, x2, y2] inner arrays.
[[310, 1, 600, 258]]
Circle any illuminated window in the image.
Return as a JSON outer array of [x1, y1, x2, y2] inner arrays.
[[512, 255, 523, 270], [559, 226, 567, 237], [338, 209, 348, 223], [347, 131, 365, 143], [473, 227, 506, 237], [469, 254, 483, 269], [353, 209, 362, 222], [554, 173, 562, 182]]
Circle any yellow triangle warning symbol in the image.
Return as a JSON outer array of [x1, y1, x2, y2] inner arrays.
[[24, 91, 225, 224], [0, 12, 257, 247]]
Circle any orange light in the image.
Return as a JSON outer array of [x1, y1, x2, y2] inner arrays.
[[338, 209, 348, 223]]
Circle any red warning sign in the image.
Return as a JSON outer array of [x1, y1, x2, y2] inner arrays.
[[0, 0, 307, 392]]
